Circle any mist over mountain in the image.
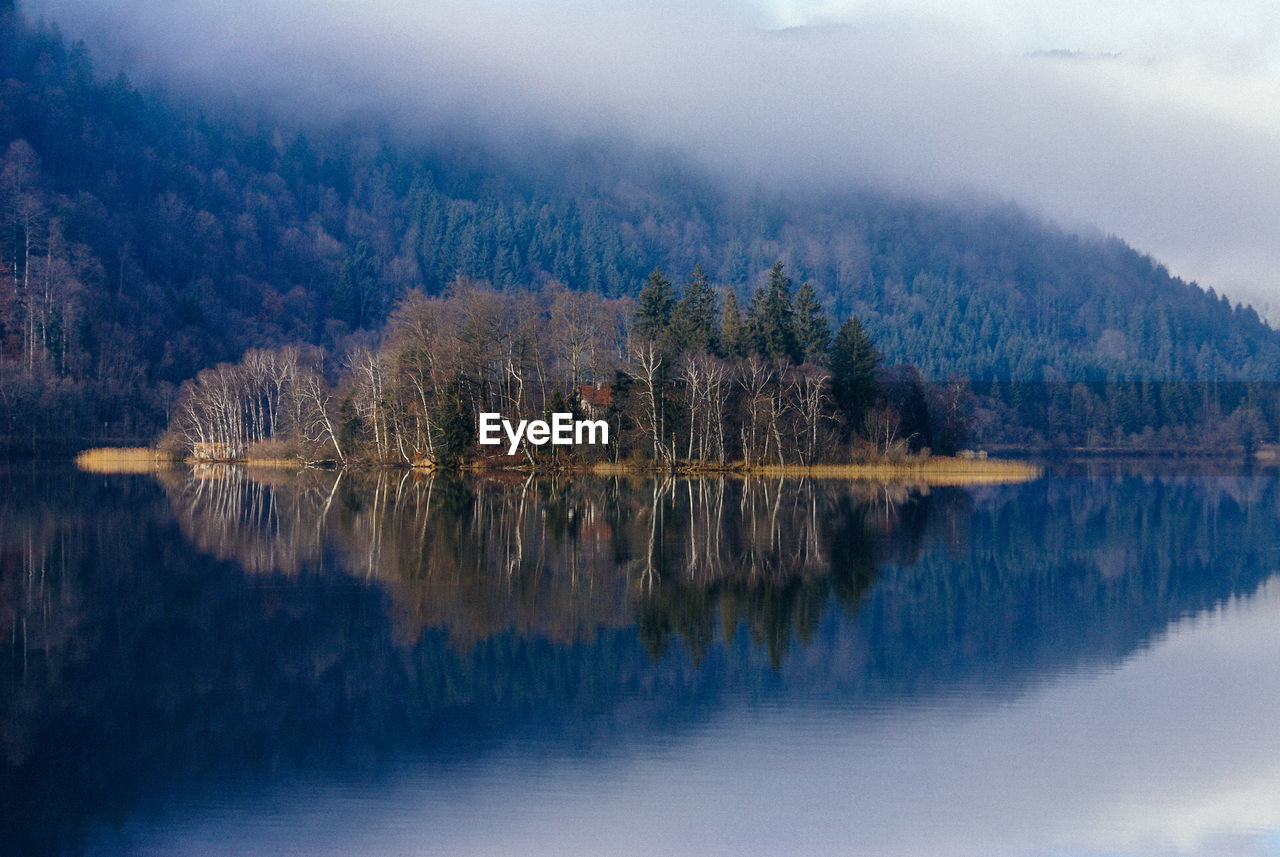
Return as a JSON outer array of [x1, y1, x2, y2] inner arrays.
[[2, 0, 1279, 451], [26, 0, 1280, 311]]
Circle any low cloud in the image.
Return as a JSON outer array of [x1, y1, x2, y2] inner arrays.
[[27, 0, 1280, 309]]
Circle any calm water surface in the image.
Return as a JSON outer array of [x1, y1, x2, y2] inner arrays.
[[4, 463, 1280, 856]]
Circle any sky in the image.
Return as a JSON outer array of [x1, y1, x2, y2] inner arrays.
[[25, 0, 1280, 314]]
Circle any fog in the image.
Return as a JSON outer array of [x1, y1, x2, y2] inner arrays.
[[25, 0, 1280, 310]]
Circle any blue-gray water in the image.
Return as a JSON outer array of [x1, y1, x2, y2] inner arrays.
[[4, 463, 1280, 856]]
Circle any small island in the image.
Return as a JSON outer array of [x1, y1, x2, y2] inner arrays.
[[72, 264, 1040, 486]]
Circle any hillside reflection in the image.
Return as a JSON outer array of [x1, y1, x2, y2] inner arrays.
[[4, 464, 1280, 856]]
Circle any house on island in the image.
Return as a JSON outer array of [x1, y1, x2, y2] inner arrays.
[[576, 382, 612, 419]]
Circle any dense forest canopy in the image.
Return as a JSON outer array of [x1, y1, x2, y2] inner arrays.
[[2, 0, 1280, 452]]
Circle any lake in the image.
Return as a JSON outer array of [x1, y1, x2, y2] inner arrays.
[[3, 462, 1280, 856]]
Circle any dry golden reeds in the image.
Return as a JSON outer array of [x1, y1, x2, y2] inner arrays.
[[585, 456, 1041, 485], [747, 458, 1042, 485], [74, 447, 179, 474]]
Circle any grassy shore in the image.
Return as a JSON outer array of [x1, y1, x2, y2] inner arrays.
[[742, 457, 1041, 484], [76, 447, 1040, 485], [588, 456, 1041, 484], [75, 447, 307, 473], [74, 447, 180, 474]]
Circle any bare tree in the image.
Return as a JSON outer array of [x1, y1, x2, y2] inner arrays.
[[2, 140, 47, 372], [626, 339, 670, 465], [738, 356, 774, 468], [347, 346, 393, 463], [679, 352, 732, 465], [549, 286, 610, 391], [385, 290, 460, 463], [865, 404, 902, 457], [793, 364, 832, 465], [290, 358, 345, 464], [173, 362, 249, 460]]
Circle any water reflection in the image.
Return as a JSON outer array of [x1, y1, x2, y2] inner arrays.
[[2, 464, 1280, 856], [158, 468, 934, 656], [109, 581, 1280, 857]]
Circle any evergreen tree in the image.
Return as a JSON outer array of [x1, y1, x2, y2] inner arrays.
[[431, 378, 474, 466], [336, 241, 375, 328], [792, 281, 831, 364], [719, 289, 745, 358], [670, 263, 718, 353], [745, 261, 798, 361], [880, 365, 932, 451], [830, 316, 880, 432], [635, 268, 675, 341]]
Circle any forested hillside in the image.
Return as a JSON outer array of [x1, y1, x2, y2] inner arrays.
[[2, 1, 1279, 452]]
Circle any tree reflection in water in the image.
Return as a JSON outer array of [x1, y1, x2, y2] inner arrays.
[[156, 467, 933, 657]]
